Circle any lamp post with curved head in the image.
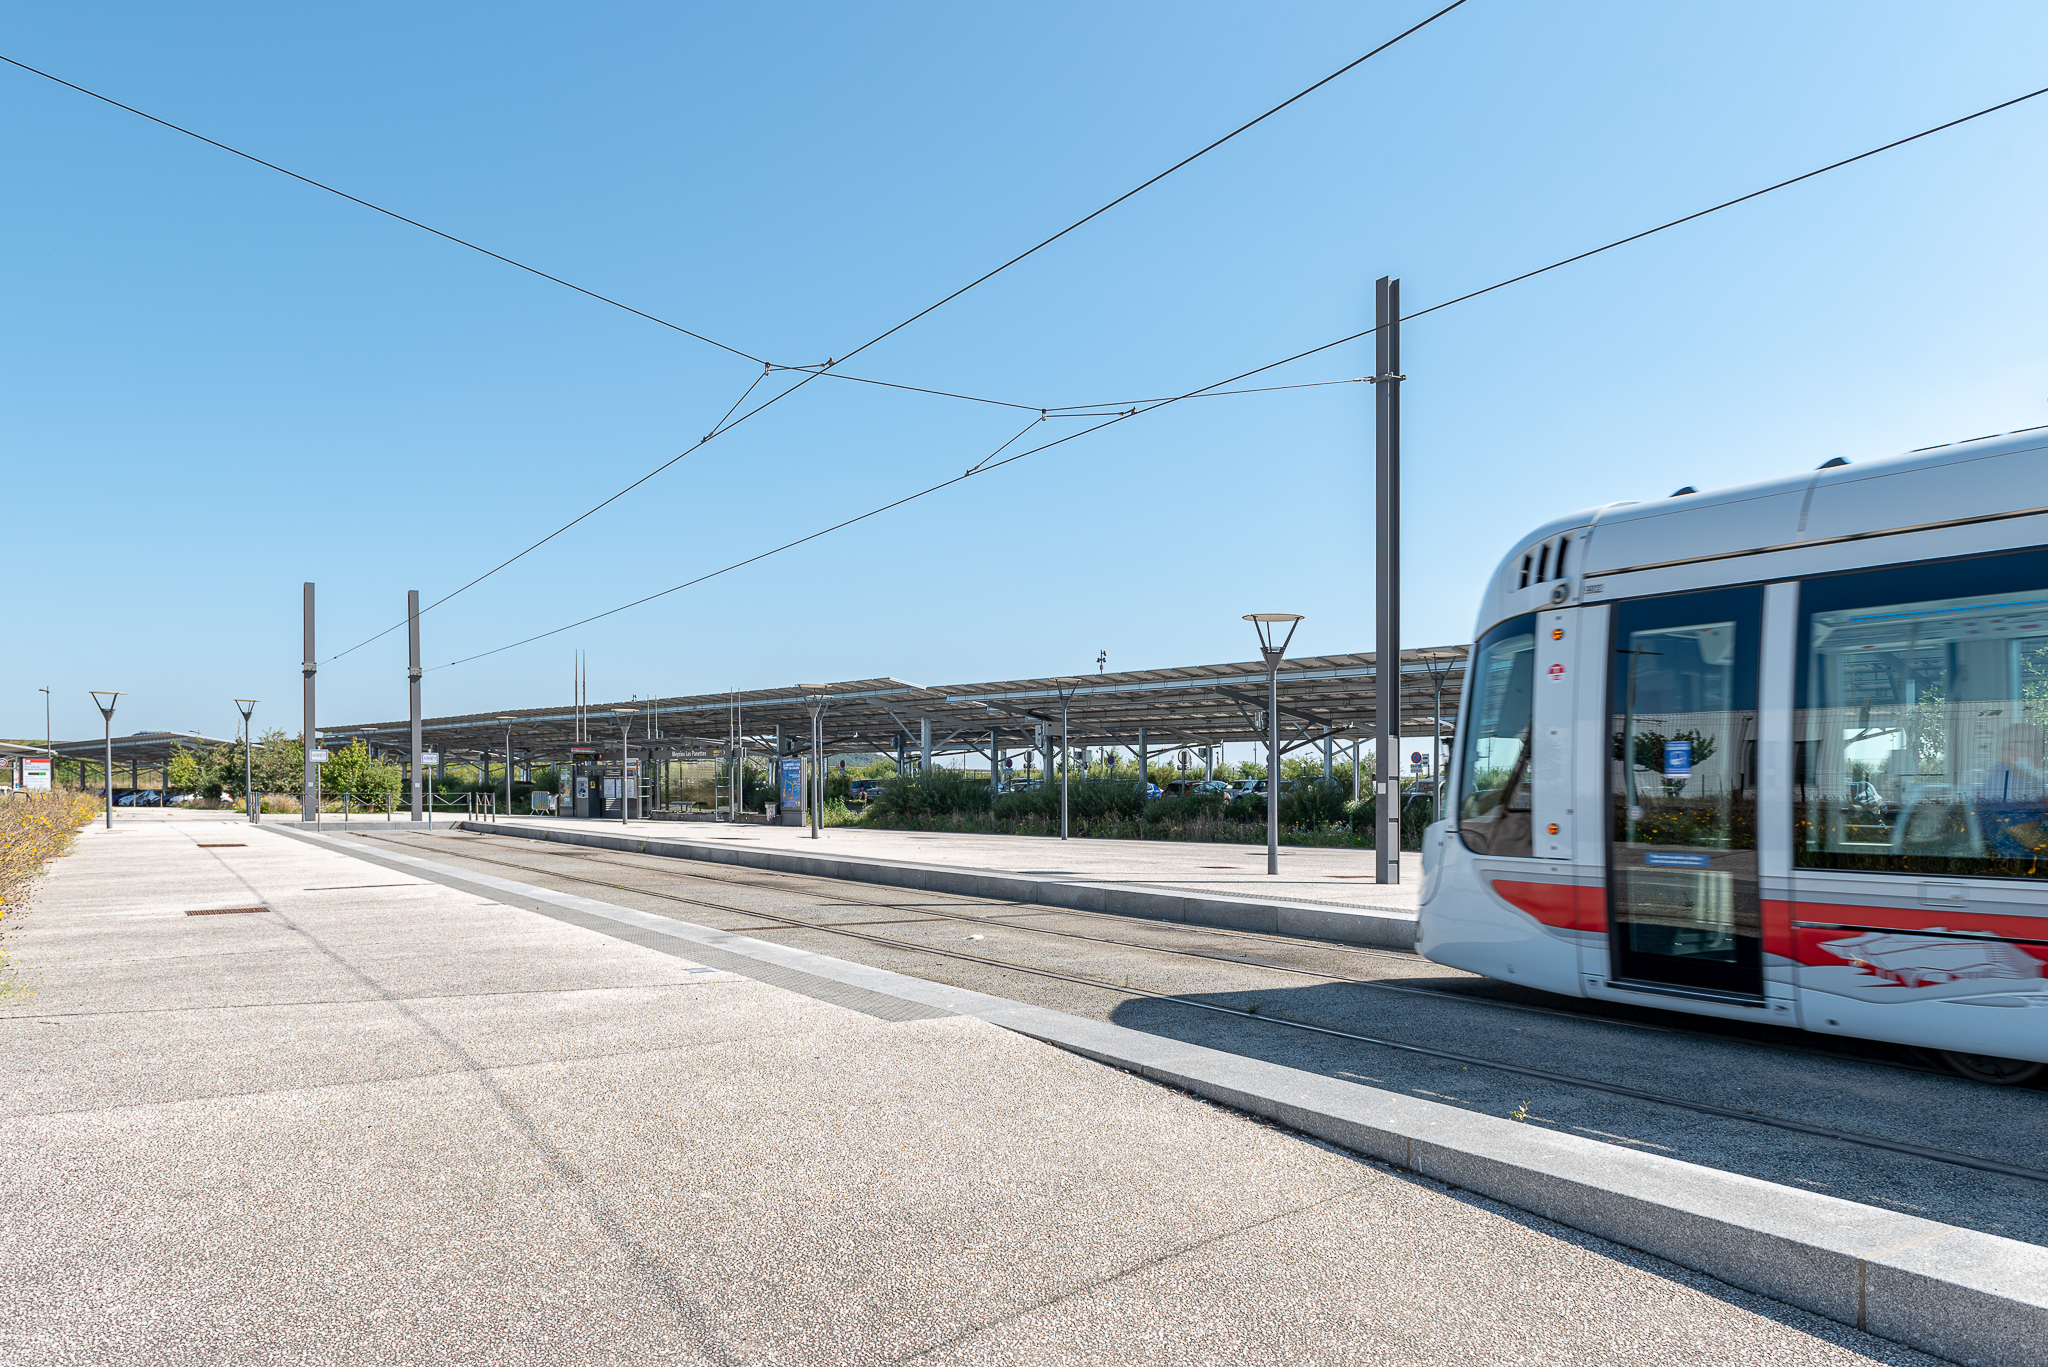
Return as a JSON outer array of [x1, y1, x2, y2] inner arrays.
[[235, 699, 258, 823], [89, 690, 123, 829], [610, 709, 636, 825], [1243, 615, 1302, 875], [1050, 680, 1081, 840], [800, 687, 828, 839]]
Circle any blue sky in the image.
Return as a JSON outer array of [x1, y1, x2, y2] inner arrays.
[[5, 1, 2046, 743]]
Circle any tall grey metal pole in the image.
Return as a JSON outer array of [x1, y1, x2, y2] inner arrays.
[[810, 702, 825, 838], [504, 723, 513, 814], [101, 706, 114, 828], [1244, 615, 1300, 876], [1266, 658, 1281, 873], [619, 718, 631, 826], [408, 590, 423, 821], [1374, 276, 1404, 886], [302, 582, 318, 822], [236, 699, 258, 824], [1060, 700, 1070, 839]]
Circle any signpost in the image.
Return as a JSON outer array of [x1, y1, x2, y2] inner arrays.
[[22, 758, 51, 792]]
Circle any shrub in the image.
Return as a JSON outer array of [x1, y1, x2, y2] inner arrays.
[[868, 769, 998, 818], [1281, 779, 1350, 828], [993, 779, 1147, 824], [1142, 792, 1226, 824]]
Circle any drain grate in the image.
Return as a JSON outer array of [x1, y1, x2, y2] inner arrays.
[[196, 843, 247, 848], [185, 907, 270, 916]]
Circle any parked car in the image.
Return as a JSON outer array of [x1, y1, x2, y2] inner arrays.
[[847, 779, 885, 805]]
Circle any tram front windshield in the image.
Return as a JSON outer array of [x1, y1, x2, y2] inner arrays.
[[1799, 548, 2048, 879], [1457, 614, 1535, 857]]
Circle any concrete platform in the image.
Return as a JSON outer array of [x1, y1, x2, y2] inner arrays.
[[0, 814, 1951, 1365], [467, 816, 1422, 950]]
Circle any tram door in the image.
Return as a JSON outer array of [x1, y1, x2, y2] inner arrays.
[[1606, 587, 1764, 997]]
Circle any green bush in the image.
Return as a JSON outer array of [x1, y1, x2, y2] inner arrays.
[[1142, 792, 1226, 824], [868, 769, 998, 818], [1281, 779, 1350, 828], [993, 779, 1147, 823]]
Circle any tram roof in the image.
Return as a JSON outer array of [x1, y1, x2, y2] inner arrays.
[[1477, 423, 2048, 635], [318, 647, 1469, 763]]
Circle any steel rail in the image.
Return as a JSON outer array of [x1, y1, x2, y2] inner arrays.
[[438, 834, 1955, 1071], [357, 831, 2048, 1185]]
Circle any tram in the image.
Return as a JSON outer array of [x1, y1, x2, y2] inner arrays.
[[1417, 426, 2048, 1083]]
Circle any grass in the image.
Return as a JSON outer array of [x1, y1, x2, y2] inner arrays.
[[0, 789, 100, 1000]]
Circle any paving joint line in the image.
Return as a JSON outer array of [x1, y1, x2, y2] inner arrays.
[[280, 820, 2048, 1367]]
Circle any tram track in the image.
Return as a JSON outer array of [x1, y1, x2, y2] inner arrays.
[[350, 828, 2048, 1185], [428, 830, 1950, 1075]]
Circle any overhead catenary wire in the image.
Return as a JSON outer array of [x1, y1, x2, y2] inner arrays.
[[0, 54, 771, 367], [425, 80, 2048, 673], [293, 11, 1462, 660]]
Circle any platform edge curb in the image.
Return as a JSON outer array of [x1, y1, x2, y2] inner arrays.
[[466, 819, 1420, 950], [297, 824, 2044, 1367]]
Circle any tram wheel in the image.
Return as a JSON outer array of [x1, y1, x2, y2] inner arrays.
[[1937, 1051, 2046, 1085]]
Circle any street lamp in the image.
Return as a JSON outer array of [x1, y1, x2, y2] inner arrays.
[[39, 687, 50, 765], [495, 717, 516, 816], [1051, 680, 1082, 840], [800, 687, 829, 839], [1243, 614, 1302, 876], [235, 699, 258, 824], [1414, 651, 1459, 822], [610, 708, 636, 825], [89, 690, 123, 830]]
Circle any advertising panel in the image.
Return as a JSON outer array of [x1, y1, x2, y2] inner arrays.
[[780, 758, 804, 809]]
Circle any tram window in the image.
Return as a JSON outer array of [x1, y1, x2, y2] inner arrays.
[[1797, 547, 2048, 879], [1608, 587, 1763, 994], [1458, 614, 1535, 856]]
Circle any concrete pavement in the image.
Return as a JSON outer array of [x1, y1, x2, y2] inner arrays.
[[0, 813, 1940, 1365]]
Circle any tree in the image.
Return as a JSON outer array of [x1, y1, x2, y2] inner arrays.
[[318, 739, 401, 800], [248, 728, 305, 798], [166, 745, 210, 794]]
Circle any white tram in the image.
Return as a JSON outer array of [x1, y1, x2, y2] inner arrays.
[[1418, 427, 2048, 1083]]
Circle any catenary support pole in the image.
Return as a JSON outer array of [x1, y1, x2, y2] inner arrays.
[[302, 583, 318, 822], [408, 590, 423, 821], [1374, 276, 1404, 885], [920, 717, 932, 776]]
